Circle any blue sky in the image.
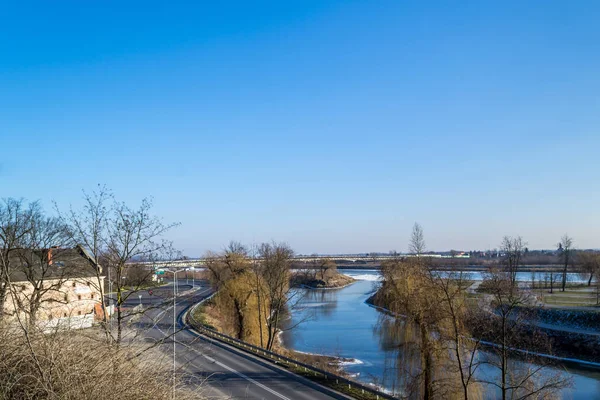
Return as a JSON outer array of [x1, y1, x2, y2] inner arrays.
[[1, 1, 599, 256]]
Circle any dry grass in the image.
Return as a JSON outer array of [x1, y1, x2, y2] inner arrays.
[[0, 324, 200, 400]]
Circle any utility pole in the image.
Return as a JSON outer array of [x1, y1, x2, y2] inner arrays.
[[172, 269, 177, 400], [170, 267, 187, 400]]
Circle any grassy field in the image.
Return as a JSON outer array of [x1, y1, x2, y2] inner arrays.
[[536, 286, 600, 307]]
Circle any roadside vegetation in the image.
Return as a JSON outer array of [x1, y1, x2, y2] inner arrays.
[[370, 224, 575, 400], [0, 191, 202, 399], [204, 241, 343, 350], [0, 324, 196, 400]]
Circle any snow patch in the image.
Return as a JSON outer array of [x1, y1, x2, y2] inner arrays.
[[337, 358, 364, 366], [343, 273, 382, 281]]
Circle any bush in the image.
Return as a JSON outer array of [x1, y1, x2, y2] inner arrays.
[[0, 325, 200, 400]]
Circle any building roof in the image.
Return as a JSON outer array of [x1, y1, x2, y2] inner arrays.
[[6, 245, 102, 283]]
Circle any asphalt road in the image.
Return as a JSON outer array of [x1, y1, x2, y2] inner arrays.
[[123, 280, 348, 400]]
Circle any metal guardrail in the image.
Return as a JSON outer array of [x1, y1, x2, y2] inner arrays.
[[187, 302, 397, 400]]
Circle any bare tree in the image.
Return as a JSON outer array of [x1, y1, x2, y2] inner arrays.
[[430, 272, 482, 400], [205, 242, 261, 342], [258, 241, 295, 351], [409, 222, 426, 256], [499, 236, 526, 290], [205, 241, 248, 289], [476, 269, 571, 400], [104, 199, 179, 343], [314, 257, 337, 284], [58, 186, 113, 341], [9, 208, 73, 328], [557, 234, 574, 292], [577, 251, 600, 287], [60, 190, 179, 344], [378, 255, 443, 399], [0, 199, 37, 320]]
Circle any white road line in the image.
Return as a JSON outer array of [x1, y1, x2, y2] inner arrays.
[[202, 352, 292, 400], [151, 292, 291, 400]]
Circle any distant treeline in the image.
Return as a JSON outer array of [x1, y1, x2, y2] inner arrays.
[[292, 252, 596, 270]]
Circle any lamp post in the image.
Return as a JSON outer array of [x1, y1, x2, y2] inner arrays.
[[168, 267, 187, 400]]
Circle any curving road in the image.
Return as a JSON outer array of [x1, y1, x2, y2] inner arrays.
[[126, 280, 350, 400]]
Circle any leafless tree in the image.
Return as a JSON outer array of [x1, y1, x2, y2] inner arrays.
[[59, 189, 179, 344], [476, 269, 571, 400], [205, 241, 248, 289], [205, 242, 260, 342], [378, 254, 441, 399], [430, 272, 482, 400], [500, 236, 526, 289], [104, 199, 179, 343], [9, 209, 73, 328], [544, 271, 558, 294], [577, 251, 600, 287], [0, 199, 38, 320], [58, 186, 113, 340], [409, 222, 426, 256], [313, 257, 337, 284], [258, 241, 295, 351], [557, 234, 574, 292]]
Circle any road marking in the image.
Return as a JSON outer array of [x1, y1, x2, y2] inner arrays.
[[151, 291, 292, 400], [202, 352, 292, 400]]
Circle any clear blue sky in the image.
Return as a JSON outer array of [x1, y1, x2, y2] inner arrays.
[[1, 1, 599, 256]]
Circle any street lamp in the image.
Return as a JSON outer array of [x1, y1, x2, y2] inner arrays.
[[167, 267, 187, 400], [138, 294, 142, 306]]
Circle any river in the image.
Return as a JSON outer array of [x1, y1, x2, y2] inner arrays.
[[281, 270, 600, 399]]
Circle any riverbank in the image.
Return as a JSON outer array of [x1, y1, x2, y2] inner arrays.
[[191, 300, 349, 375], [284, 274, 600, 398], [290, 271, 356, 289], [367, 289, 600, 365]]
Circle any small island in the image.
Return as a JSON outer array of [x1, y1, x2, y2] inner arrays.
[[290, 258, 355, 289]]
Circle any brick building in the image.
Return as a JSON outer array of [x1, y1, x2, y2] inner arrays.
[[4, 245, 108, 331]]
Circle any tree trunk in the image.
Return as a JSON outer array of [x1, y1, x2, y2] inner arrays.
[[233, 299, 244, 340], [501, 313, 507, 400], [0, 284, 6, 320], [116, 289, 123, 344], [256, 288, 264, 348], [420, 323, 432, 400], [266, 308, 280, 351], [561, 254, 569, 292]]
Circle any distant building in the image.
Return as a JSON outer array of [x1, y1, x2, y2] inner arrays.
[[3, 245, 108, 331]]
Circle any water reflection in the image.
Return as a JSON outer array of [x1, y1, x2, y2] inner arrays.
[[283, 278, 600, 399], [375, 315, 423, 396], [296, 288, 339, 318]]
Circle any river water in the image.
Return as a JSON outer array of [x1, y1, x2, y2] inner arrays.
[[282, 270, 600, 399]]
